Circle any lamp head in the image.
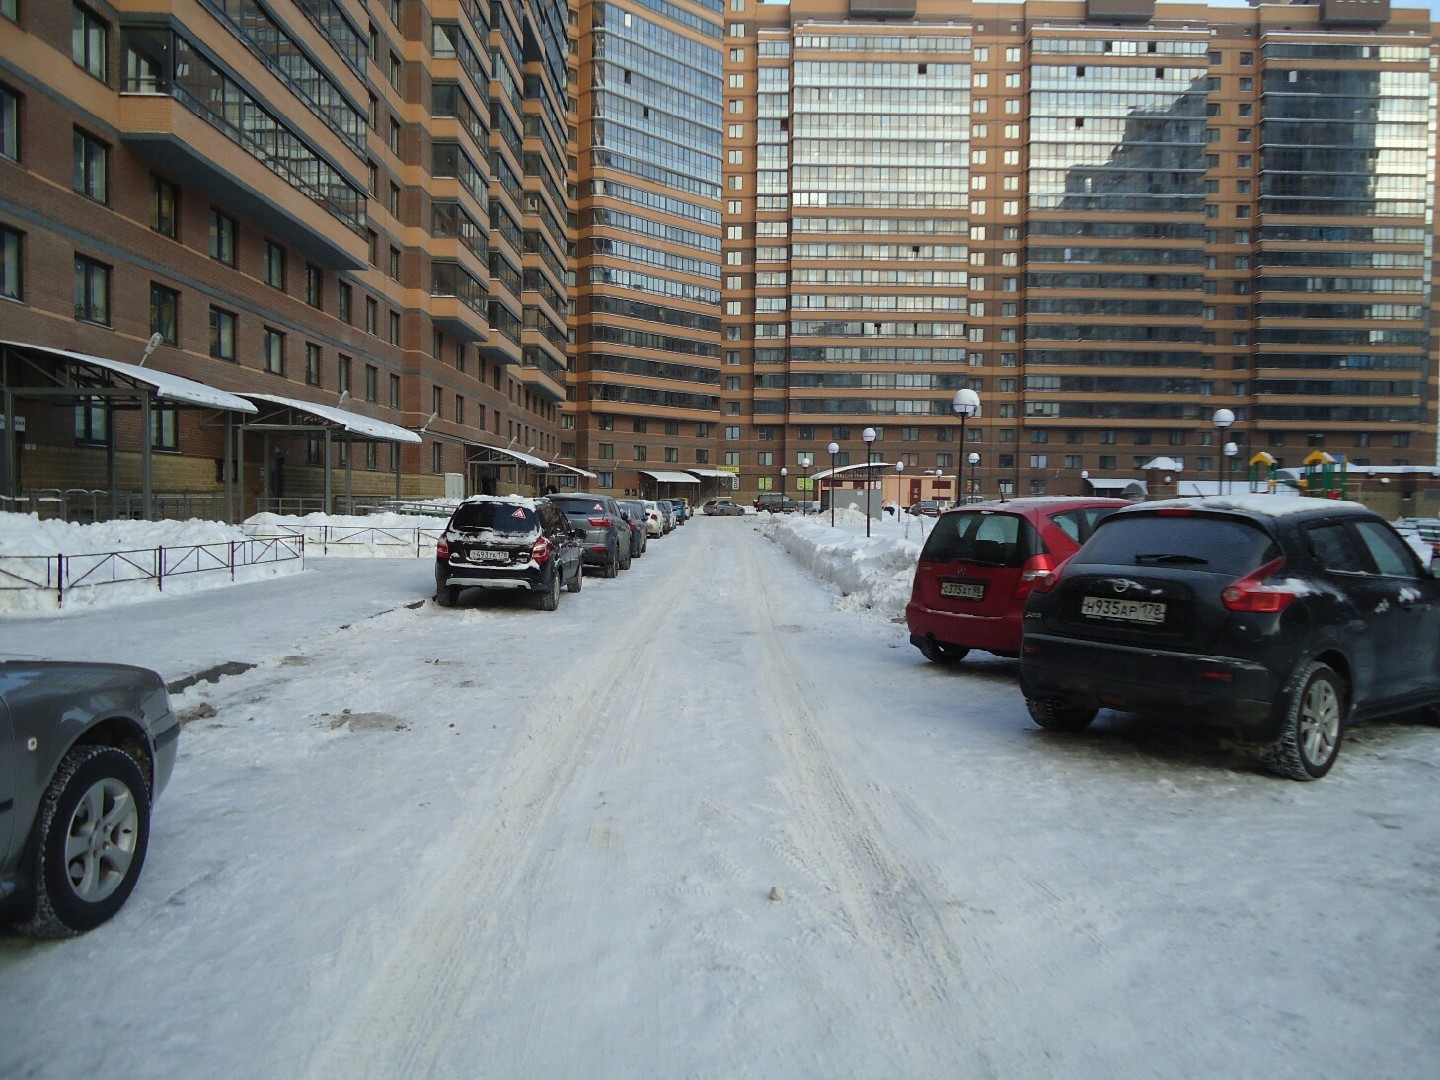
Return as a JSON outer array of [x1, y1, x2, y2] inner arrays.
[[1212, 407, 1236, 430], [952, 387, 979, 418], [861, 427, 876, 444], [967, 452, 980, 465], [827, 441, 839, 454]]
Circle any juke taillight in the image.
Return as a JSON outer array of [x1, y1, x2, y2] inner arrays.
[[1221, 556, 1297, 613], [436, 537, 450, 559], [531, 536, 552, 563]]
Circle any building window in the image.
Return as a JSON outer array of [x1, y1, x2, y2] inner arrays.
[[633, 445, 647, 461], [149, 283, 178, 344], [430, 442, 442, 473], [364, 364, 377, 402], [365, 297, 378, 334], [388, 310, 400, 345], [151, 175, 177, 237], [305, 263, 322, 308], [1, 83, 19, 162], [394, 375, 405, 410], [73, 255, 109, 324], [338, 281, 352, 323], [151, 405, 178, 452], [599, 443, 614, 460], [263, 240, 286, 289], [72, 5, 109, 81], [209, 306, 236, 359], [209, 210, 236, 265], [454, 396, 464, 425], [72, 129, 108, 201], [263, 328, 284, 375], [0, 225, 21, 302], [338, 354, 351, 392], [305, 342, 321, 386], [75, 398, 108, 445]]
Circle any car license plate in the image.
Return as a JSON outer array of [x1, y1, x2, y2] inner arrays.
[[940, 581, 984, 600], [468, 549, 508, 563], [1081, 595, 1166, 624]]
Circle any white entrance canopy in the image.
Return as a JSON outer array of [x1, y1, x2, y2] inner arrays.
[[466, 442, 551, 469], [547, 462, 598, 479], [639, 469, 701, 484], [686, 468, 734, 479], [241, 392, 421, 443], [0, 340, 259, 413], [810, 461, 903, 482]]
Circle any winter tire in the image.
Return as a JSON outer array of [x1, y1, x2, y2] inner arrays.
[[566, 564, 583, 593], [435, 585, 460, 608], [1025, 695, 1097, 733], [604, 552, 619, 578], [538, 569, 561, 611], [1262, 661, 1344, 781], [918, 637, 969, 664], [20, 745, 151, 937]]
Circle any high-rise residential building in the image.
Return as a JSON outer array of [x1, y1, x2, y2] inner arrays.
[[0, 0, 575, 516], [721, 0, 1438, 503], [2, 0, 1439, 518], [570, 0, 725, 498]]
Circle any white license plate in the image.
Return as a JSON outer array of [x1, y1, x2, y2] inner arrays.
[[468, 549, 509, 563], [941, 581, 985, 600], [1081, 595, 1166, 624]]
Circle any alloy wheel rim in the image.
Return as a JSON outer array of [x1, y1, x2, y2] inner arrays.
[[63, 778, 139, 902], [1299, 680, 1341, 766]]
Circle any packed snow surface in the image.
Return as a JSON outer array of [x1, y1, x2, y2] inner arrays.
[[1, 507, 1437, 1079]]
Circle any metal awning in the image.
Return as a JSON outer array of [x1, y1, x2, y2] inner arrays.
[[686, 468, 734, 479], [810, 461, 902, 481], [240, 392, 421, 443], [547, 462, 598, 479], [639, 469, 701, 484], [467, 442, 551, 469], [0, 339, 258, 413], [1085, 476, 1148, 495]]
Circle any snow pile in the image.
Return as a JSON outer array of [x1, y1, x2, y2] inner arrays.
[[754, 508, 922, 617]]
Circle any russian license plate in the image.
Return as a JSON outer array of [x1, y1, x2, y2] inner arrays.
[[1081, 595, 1166, 624], [940, 581, 985, 600], [468, 549, 509, 563]]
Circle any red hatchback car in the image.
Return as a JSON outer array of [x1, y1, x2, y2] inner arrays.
[[906, 497, 1132, 663]]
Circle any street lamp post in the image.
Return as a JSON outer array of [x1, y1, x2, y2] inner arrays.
[[952, 388, 979, 508], [797, 454, 812, 513], [1223, 441, 1238, 496], [1212, 408, 1235, 497], [967, 451, 980, 504], [780, 467, 787, 504], [862, 427, 877, 538], [827, 441, 840, 527]]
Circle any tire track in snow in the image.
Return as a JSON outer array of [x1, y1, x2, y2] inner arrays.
[[295, 541, 708, 1080], [734, 533, 1002, 1072]]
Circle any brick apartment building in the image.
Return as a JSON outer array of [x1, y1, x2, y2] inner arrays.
[[1, 0, 1438, 519]]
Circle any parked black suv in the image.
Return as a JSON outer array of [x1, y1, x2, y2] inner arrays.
[[1020, 497, 1440, 780], [434, 495, 584, 610]]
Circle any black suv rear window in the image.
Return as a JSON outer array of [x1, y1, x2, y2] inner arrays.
[[920, 511, 1036, 567], [1073, 513, 1277, 575], [450, 501, 537, 533]]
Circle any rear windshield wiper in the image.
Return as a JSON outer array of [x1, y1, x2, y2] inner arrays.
[[1133, 553, 1208, 565]]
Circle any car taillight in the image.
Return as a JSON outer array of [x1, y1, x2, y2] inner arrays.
[[1221, 556, 1296, 613], [531, 536, 552, 563], [1017, 554, 1056, 594], [436, 537, 450, 559], [588, 516, 611, 528]]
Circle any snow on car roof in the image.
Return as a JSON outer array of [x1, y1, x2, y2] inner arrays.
[[1134, 494, 1369, 517], [459, 493, 539, 510]]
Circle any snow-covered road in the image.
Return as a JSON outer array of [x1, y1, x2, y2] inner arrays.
[[2, 517, 1437, 1078]]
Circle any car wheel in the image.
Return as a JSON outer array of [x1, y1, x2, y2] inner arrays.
[[567, 562, 583, 593], [1262, 661, 1345, 781], [604, 552, 618, 578], [917, 637, 969, 664], [537, 569, 561, 611], [1025, 695, 1097, 733], [436, 585, 461, 607], [19, 745, 151, 937]]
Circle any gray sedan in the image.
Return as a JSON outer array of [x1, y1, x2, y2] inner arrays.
[[1, 661, 179, 936]]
